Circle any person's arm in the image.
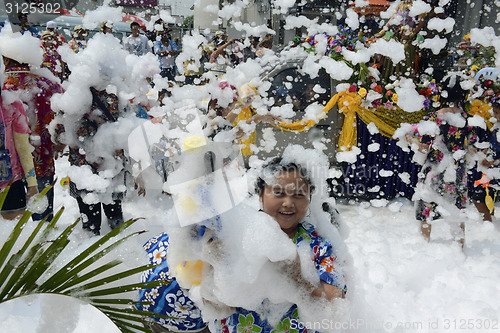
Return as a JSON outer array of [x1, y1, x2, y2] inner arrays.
[[212, 39, 236, 59], [312, 281, 345, 300], [13, 131, 37, 198], [405, 134, 430, 153], [231, 112, 280, 140], [278, 252, 345, 301], [154, 41, 166, 56]]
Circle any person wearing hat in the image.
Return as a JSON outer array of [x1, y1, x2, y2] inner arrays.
[[0, 31, 63, 221], [100, 21, 113, 34], [209, 32, 239, 75], [123, 21, 150, 56], [45, 20, 66, 47], [17, 12, 40, 38], [68, 25, 88, 53], [41, 30, 65, 80]]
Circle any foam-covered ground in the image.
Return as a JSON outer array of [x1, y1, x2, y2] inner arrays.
[[1, 157, 500, 333]]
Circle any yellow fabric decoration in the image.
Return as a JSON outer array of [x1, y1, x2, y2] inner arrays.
[[271, 93, 342, 133], [13, 132, 37, 187], [336, 91, 428, 151], [338, 92, 361, 151], [469, 99, 494, 129], [234, 106, 256, 156], [485, 187, 495, 213]]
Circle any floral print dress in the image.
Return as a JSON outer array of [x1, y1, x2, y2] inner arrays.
[[216, 222, 346, 333], [415, 111, 476, 221], [137, 233, 206, 331]]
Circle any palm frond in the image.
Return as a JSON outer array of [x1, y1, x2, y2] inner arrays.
[[0, 203, 172, 332]]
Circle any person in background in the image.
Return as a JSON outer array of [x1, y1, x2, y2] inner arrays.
[[68, 25, 88, 53], [242, 36, 259, 61], [471, 99, 500, 222], [45, 20, 66, 46], [255, 34, 273, 57], [206, 81, 280, 142], [123, 22, 150, 56], [407, 77, 477, 244], [40, 30, 65, 80], [154, 29, 179, 81], [0, 89, 38, 220], [3, 53, 63, 222], [209, 31, 238, 75], [54, 87, 126, 235], [17, 12, 40, 38], [100, 21, 113, 35]]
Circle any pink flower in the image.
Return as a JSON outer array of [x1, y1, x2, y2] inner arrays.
[[423, 207, 431, 218], [335, 46, 342, 53], [445, 184, 456, 193], [384, 101, 394, 109], [370, 82, 378, 89]]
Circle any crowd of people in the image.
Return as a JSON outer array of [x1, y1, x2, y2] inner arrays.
[[14, 11, 278, 84]]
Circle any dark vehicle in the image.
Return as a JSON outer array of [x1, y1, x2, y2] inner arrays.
[[254, 59, 343, 165]]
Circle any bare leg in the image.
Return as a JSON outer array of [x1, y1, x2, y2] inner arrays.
[[1, 209, 25, 220], [458, 222, 465, 250], [421, 220, 431, 241], [472, 199, 493, 222]]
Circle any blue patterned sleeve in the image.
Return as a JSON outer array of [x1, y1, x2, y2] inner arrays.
[[315, 238, 346, 290]]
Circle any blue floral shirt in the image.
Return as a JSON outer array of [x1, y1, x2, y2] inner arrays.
[[216, 222, 345, 333], [137, 233, 206, 331]]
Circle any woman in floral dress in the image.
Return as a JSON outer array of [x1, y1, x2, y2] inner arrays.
[[214, 157, 346, 333], [409, 79, 476, 242]]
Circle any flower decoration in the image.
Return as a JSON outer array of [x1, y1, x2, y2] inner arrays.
[[346, 76, 441, 110], [302, 26, 358, 59], [459, 33, 496, 77], [469, 77, 500, 104]]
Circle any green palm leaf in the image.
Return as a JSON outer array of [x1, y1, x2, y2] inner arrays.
[[0, 196, 172, 332]]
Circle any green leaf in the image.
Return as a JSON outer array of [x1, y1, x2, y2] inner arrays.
[[0, 211, 31, 270], [74, 280, 169, 298], [90, 298, 150, 306], [52, 260, 123, 293], [96, 305, 181, 320], [40, 229, 144, 292], [0, 209, 65, 300], [111, 318, 150, 333], [0, 218, 46, 297], [0, 208, 165, 329], [100, 309, 150, 323], [62, 264, 158, 294], [0, 184, 11, 210], [10, 219, 78, 296], [38, 219, 141, 291]]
